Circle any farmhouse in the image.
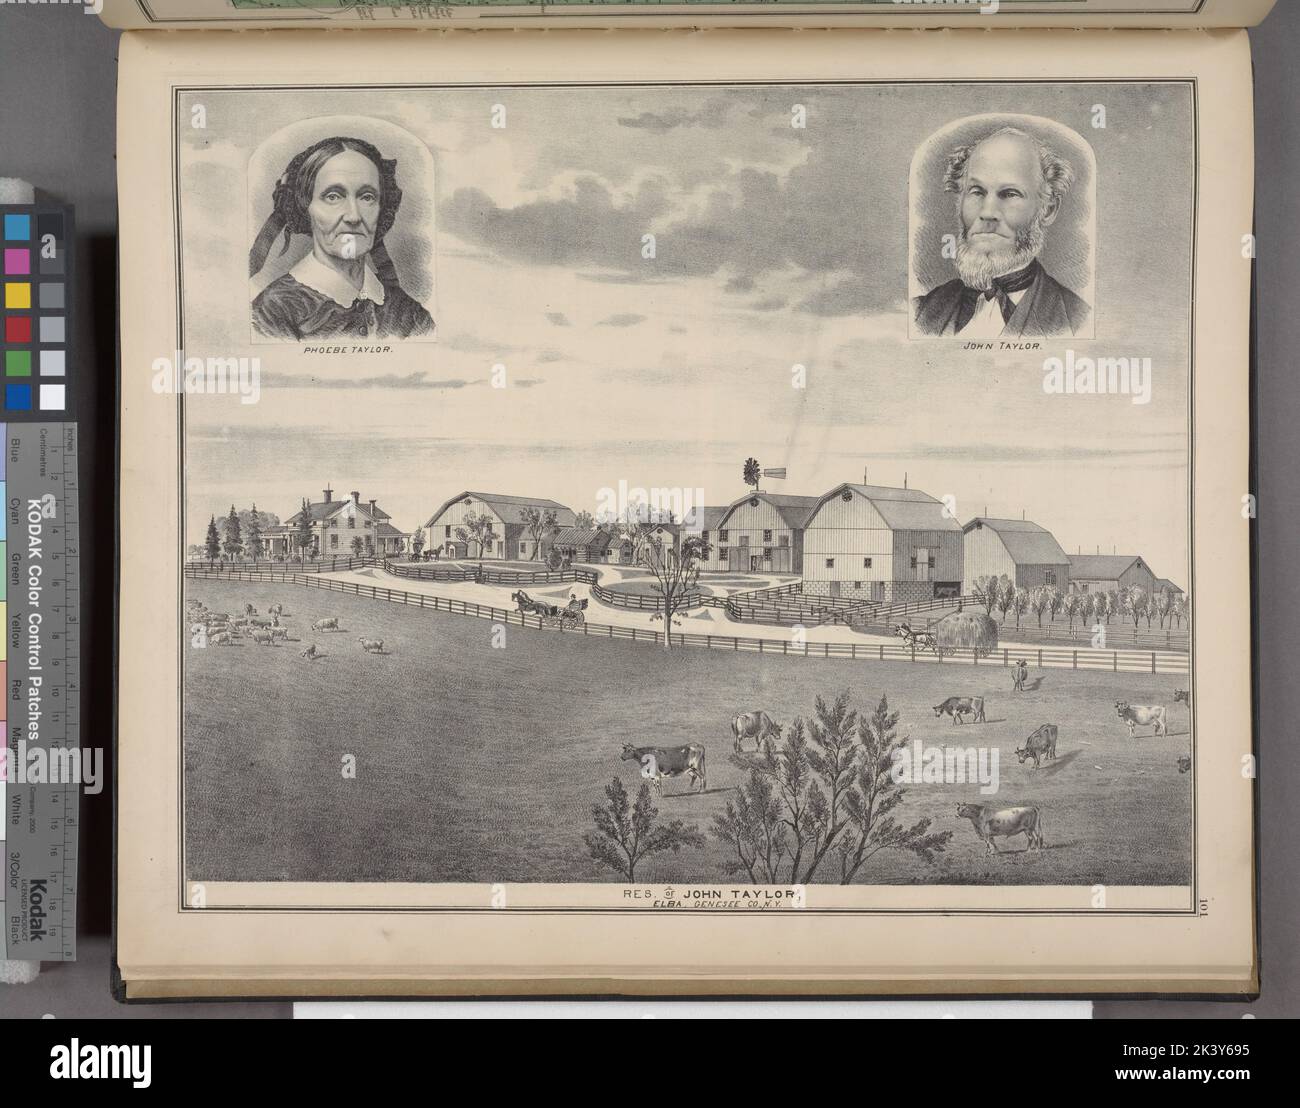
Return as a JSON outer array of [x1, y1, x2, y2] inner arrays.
[[962, 517, 1071, 593], [709, 492, 820, 574], [1067, 554, 1157, 595], [265, 488, 407, 558], [801, 482, 963, 603], [423, 491, 576, 560]]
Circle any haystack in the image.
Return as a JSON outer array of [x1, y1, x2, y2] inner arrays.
[[936, 610, 998, 656]]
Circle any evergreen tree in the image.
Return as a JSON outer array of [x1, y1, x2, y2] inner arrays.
[[246, 503, 264, 560], [222, 505, 243, 560], [204, 515, 221, 561]]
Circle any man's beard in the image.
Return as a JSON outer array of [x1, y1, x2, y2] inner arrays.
[[955, 216, 1046, 289]]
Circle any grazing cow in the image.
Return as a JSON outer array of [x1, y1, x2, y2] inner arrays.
[[621, 743, 707, 795], [1174, 689, 1191, 709], [300, 644, 322, 660], [1015, 724, 1059, 769], [731, 710, 779, 753], [933, 696, 986, 725], [313, 617, 340, 632], [251, 628, 275, 646], [1115, 701, 1168, 737], [956, 803, 1044, 855], [1177, 755, 1192, 774], [357, 638, 385, 654]]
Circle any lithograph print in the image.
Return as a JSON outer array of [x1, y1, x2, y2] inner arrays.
[[174, 79, 1196, 909]]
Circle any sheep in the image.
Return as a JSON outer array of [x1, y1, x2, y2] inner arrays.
[[313, 617, 340, 632], [251, 629, 275, 646], [300, 643, 323, 660], [357, 637, 385, 654], [270, 627, 290, 642], [209, 631, 233, 646]]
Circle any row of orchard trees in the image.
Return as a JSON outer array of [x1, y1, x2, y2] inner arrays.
[[972, 575, 1189, 632]]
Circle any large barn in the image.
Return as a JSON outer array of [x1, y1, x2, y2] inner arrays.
[[801, 482, 963, 603], [706, 492, 820, 574], [1067, 554, 1157, 595], [423, 491, 576, 560], [962, 517, 1071, 594]]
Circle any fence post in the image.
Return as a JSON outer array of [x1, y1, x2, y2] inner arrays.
[[1114, 651, 1118, 673], [1072, 650, 1077, 671], [1037, 648, 1042, 669], [1151, 652, 1157, 674]]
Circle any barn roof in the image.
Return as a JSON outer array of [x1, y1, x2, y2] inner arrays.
[[1068, 554, 1149, 579], [810, 483, 961, 532], [685, 505, 730, 532], [424, 491, 577, 529], [1155, 577, 1185, 595], [963, 517, 1070, 566], [717, 492, 821, 531]]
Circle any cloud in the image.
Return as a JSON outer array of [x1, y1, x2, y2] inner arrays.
[[545, 312, 571, 326], [597, 313, 646, 328], [259, 372, 481, 391], [725, 275, 756, 293]]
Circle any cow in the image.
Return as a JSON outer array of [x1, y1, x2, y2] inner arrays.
[[1015, 724, 1058, 769], [251, 628, 275, 646], [313, 617, 340, 632], [621, 743, 707, 795], [956, 803, 1044, 855], [357, 637, 385, 654], [731, 710, 779, 754], [1174, 689, 1191, 709], [1115, 701, 1168, 737], [933, 696, 986, 725], [1177, 755, 1192, 774]]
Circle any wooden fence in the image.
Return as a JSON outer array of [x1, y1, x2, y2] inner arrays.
[[184, 566, 1189, 676]]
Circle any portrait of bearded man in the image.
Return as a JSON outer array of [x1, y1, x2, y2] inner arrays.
[[913, 125, 1092, 339]]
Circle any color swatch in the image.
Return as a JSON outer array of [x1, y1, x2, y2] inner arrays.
[[2, 205, 72, 415]]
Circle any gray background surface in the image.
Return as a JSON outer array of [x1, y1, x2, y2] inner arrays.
[[0, 3, 1291, 1018]]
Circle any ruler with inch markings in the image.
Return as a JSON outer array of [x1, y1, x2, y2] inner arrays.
[[2, 423, 80, 961]]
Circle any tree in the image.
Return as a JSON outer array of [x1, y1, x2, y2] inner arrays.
[[245, 503, 264, 561], [521, 505, 561, 561], [1063, 590, 1081, 631], [974, 575, 1002, 616], [615, 506, 711, 651], [1046, 585, 1064, 623], [1123, 585, 1147, 629], [410, 530, 425, 560], [997, 582, 1016, 624], [743, 457, 761, 492], [1030, 585, 1051, 628], [222, 505, 243, 561], [1093, 590, 1112, 627], [1012, 585, 1030, 628], [1079, 591, 1096, 631], [573, 509, 596, 530], [204, 516, 221, 562], [583, 777, 704, 882], [712, 691, 950, 885], [456, 511, 498, 560], [351, 536, 364, 556], [294, 499, 315, 563]]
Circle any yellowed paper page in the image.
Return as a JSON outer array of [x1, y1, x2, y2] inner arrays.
[[116, 27, 1255, 996]]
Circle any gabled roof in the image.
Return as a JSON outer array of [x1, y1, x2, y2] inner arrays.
[[1155, 577, 1185, 594], [963, 517, 1070, 566], [374, 522, 405, 540], [684, 505, 729, 532], [717, 492, 821, 532], [287, 495, 390, 527], [1068, 554, 1149, 579], [553, 526, 613, 547], [809, 482, 961, 532], [424, 491, 576, 529]]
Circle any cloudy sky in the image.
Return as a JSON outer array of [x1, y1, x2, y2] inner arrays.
[[178, 81, 1194, 580]]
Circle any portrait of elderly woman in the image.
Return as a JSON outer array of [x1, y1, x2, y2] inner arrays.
[[249, 136, 435, 341], [914, 125, 1092, 340]]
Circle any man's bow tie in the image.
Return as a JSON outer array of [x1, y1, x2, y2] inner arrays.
[[957, 261, 1039, 328]]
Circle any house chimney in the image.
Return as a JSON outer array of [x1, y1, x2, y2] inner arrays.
[[903, 472, 908, 489], [369, 499, 377, 515], [351, 491, 360, 506], [323, 487, 332, 503]]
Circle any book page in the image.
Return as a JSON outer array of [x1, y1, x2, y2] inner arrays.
[[116, 26, 1255, 995], [98, 0, 1278, 31]]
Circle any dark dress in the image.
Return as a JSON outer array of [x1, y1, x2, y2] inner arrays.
[[252, 274, 435, 341]]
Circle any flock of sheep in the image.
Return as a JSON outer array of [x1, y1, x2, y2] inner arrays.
[[186, 596, 388, 660]]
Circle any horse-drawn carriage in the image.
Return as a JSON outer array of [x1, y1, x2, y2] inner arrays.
[[511, 589, 588, 629]]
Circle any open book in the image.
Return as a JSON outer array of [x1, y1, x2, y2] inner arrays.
[[112, 0, 1265, 997]]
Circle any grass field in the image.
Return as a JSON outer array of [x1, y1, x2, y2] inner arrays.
[[184, 580, 1193, 887]]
